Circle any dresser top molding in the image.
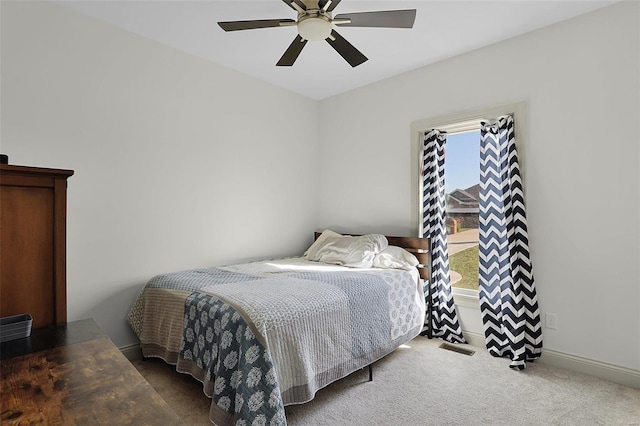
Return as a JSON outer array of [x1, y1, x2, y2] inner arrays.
[[0, 164, 74, 179]]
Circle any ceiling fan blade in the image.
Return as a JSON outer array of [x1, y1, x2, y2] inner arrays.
[[334, 9, 417, 28], [218, 19, 295, 32], [276, 35, 308, 66], [281, 0, 307, 12], [319, 0, 341, 12], [326, 30, 367, 67]]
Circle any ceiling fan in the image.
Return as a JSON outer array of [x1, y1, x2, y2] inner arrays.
[[218, 0, 416, 67]]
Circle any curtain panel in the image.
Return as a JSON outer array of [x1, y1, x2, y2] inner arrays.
[[478, 115, 542, 369], [422, 129, 466, 343]]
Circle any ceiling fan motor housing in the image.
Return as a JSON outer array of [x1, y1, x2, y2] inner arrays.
[[297, 13, 332, 41]]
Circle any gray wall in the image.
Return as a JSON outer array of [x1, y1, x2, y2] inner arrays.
[[1, 1, 320, 347], [317, 1, 639, 371]]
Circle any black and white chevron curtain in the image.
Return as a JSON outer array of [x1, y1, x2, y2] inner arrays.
[[422, 129, 466, 343], [479, 115, 542, 369]]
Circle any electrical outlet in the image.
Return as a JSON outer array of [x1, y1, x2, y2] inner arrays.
[[545, 313, 558, 329]]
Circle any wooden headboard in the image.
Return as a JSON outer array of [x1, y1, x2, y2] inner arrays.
[[313, 232, 431, 281]]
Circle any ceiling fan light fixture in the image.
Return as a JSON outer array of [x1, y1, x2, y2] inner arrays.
[[297, 16, 332, 41]]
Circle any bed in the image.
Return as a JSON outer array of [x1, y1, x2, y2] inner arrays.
[[127, 231, 430, 426]]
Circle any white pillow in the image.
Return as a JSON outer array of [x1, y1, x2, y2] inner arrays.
[[307, 234, 388, 268], [373, 246, 419, 270], [304, 230, 343, 258]]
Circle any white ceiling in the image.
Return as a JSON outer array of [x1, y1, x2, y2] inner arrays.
[[56, 0, 617, 100]]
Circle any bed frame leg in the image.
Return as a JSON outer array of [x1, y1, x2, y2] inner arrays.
[[368, 364, 373, 382]]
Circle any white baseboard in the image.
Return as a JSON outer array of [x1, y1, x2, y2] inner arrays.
[[120, 343, 143, 362], [461, 330, 486, 348], [461, 330, 639, 389], [539, 348, 640, 389]]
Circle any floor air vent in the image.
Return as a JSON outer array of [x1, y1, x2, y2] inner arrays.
[[439, 342, 475, 356]]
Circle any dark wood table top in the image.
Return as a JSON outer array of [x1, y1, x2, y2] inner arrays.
[[1, 318, 105, 360], [1, 319, 183, 425]]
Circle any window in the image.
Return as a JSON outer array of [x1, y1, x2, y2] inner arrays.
[[410, 102, 526, 301], [444, 131, 480, 291]]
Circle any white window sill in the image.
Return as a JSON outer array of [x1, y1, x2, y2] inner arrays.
[[452, 288, 480, 308]]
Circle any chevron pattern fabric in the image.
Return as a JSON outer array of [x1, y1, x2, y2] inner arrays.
[[422, 129, 466, 344], [478, 115, 542, 370]]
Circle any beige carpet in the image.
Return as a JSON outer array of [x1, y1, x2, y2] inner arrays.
[[132, 337, 640, 425]]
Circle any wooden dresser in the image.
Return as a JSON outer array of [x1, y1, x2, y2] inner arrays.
[[0, 165, 73, 328]]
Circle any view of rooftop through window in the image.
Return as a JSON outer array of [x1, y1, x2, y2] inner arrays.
[[444, 130, 480, 291]]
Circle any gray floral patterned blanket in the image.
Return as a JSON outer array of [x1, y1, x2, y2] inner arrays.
[[128, 258, 425, 426]]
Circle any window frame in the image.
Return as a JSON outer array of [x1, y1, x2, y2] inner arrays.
[[409, 102, 527, 301]]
